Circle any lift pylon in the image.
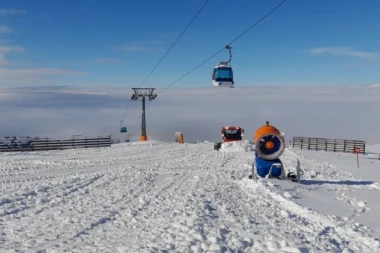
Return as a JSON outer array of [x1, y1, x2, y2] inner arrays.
[[131, 88, 157, 141]]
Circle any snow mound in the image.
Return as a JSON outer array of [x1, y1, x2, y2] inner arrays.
[[220, 140, 252, 152]]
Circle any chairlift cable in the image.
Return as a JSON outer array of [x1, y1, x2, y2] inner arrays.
[[119, 0, 211, 126], [156, 0, 288, 94], [129, 0, 288, 133]]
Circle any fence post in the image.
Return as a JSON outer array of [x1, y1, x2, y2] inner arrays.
[[343, 140, 346, 153]]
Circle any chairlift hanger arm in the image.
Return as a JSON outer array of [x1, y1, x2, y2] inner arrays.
[[219, 45, 232, 65], [225, 45, 232, 64]]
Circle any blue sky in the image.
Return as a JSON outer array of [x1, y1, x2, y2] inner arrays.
[[1, 0, 380, 88]]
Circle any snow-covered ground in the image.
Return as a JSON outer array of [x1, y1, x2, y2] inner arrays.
[[1, 140, 380, 252]]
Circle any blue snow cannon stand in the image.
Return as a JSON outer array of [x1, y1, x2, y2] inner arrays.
[[255, 152, 283, 178]]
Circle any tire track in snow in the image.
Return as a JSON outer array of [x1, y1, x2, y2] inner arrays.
[[1, 166, 153, 252], [0, 173, 104, 218], [0, 142, 188, 182], [131, 150, 257, 253], [41, 172, 196, 252], [11, 170, 155, 252], [238, 179, 380, 252], [117, 171, 197, 252], [0, 144, 204, 220], [23, 144, 211, 252], [42, 146, 219, 252]]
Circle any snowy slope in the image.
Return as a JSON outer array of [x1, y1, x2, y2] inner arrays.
[[0, 141, 380, 253]]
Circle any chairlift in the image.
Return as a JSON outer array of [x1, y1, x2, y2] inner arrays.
[[120, 126, 127, 133], [212, 45, 234, 88]]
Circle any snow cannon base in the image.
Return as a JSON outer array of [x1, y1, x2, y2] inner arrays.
[[251, 154, 300, 182], [254, 156, 285, 179]]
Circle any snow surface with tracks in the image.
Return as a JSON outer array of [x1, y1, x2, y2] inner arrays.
[[1, 140, 380, 253]]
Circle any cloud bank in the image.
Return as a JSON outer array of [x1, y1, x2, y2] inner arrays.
[[0, 25, 12, 34], [0, 9, 27, 16], [306, 47, 380, 60], [0, 85, 379, 144]]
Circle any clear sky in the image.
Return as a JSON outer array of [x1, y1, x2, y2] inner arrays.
[[1, 0, 380, 88]]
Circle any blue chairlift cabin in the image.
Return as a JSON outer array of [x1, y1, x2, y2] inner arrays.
[[212, 45, 234, 88], [120, 126, 127, 133]]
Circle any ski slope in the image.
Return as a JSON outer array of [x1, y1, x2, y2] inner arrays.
[[1, 140, 380, 253]]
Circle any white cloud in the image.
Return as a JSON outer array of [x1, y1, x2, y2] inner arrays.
[[0, 25, 12, 34], [121, 40, 164, 52], [0, 13, 91, 84], [306, 47, 380, 59], [56, 58, 120, 65], [369, 83, 380, 88], [0, 68, 88, 84], [0, 45, 25, 66], [122, 45, 152, 52], [0, 9, 27, 16], [0, 52, 10, 65], [1, 68, 87, 76], [87, 58, 119, 64], [0, 46, 87, 83], [0, 45, 25, 53], [1, 85, 380, 144], [0, 39, 11, 44]]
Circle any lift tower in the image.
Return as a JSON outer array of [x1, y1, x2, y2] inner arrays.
[[131, 88, 157, 141]]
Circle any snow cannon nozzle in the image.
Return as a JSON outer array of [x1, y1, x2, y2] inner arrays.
[[254, 121, 285, 160]]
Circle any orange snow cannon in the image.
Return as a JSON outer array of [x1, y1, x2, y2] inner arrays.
[[254, 121, 285, 160]]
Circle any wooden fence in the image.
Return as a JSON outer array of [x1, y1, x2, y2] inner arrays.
[[0, 135, 112, 152], [292, 136, 365, 154]]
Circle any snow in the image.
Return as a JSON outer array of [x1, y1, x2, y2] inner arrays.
[[1, 140, 380, 252], [220, 140, 252, 152]]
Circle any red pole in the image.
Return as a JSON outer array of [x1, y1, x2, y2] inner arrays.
[[357, 153, 359, 168], [354, 147, 360, 169]]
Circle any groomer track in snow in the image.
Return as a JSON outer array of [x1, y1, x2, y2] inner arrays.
[[1, 141, 380, 252]]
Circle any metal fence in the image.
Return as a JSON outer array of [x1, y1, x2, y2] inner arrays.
[[292, 136, 365, 154], [0, 135, 112, 152]]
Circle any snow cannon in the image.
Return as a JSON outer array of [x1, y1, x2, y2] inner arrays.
[[252, 121, 295, 180], [254, 121, 285, 160]]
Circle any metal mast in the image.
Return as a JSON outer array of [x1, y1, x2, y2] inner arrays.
[[131, 88, 157, 141]]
